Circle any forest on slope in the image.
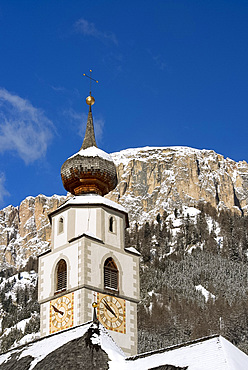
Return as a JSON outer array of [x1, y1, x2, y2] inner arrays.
[[130, 202, 248, 353], [0, 202, 248, 354]]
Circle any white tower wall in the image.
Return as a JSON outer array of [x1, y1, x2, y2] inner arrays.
[[38, 195, 140, 356]]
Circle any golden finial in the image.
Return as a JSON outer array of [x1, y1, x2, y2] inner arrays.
[[92, 300, 98, 322], [83, 69, 99, 106], [92, 292, 97, 308]]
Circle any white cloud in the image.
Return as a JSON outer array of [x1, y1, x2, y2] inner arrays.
[[93, 117, 104, 142], [74, 18, 118, 45], [0, 172, 9, 205], [64, 108, 82, 125], [147, 49, 167, 71], [50, 85, 66, 92], [153, 54, 166, 70], [0, 88, 54, 164]]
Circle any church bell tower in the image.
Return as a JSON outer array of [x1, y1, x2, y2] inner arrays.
[[38, 79, 140, 356]]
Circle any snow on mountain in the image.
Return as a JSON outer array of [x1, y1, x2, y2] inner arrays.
[[0, 270, 39, 351], [0, 271, 37, 302], [108, 146, 248, 225], [0, 146, 248, 269], [0, 194, 66, 269], [195, 285, 216, 302], [0, 146, 248, 358]]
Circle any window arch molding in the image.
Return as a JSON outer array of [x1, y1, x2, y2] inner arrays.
[[104, 257, 118, 291], [55, 259, 67, 293], [100, 254, 123, 294], [51, 255, 70, 295]]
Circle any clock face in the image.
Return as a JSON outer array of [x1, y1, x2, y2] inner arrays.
[[97, 293, 126, 333], [49, 292, 74, 333]]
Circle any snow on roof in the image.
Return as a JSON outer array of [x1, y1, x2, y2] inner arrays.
[[0, 323, 92, 369], [98, 324, 126, 363], [0, 322, 126, 370], [123, 335, 248, 370], [219, 336, 248, 369], [83, 231, 103, 243], [124, 246, 141, 256], [54, 194, 128, 215], [1, 322, 247, 370], [69, 146, 113, 162]]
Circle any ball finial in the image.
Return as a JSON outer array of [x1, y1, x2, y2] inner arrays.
[[86, 95, 95, 106]]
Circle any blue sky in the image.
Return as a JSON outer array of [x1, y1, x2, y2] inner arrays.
[[0, 0, 247, 208]]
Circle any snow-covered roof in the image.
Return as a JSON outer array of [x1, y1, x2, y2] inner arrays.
[[0, 322, 91, 369], [69, 146, 113, 162], [49, 194, 128, 218], [1, 322, 247, 370], [0, 322, 125, 370], [123, 335, 248, 370], [124, 246, 141, 256]]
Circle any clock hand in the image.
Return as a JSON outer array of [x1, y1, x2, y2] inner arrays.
[[52, 305, 64, 316], [103, 301, 117, 318], [103, 299, 117, 318]]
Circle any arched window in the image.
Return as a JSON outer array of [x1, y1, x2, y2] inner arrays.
[[58, 217, 64, 234], [56, 259, 67, 292], [104, 258, 118, 291], [109, 216, 116, 233], [109, 217, 114, 232]]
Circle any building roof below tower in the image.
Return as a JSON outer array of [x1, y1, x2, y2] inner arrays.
[[1, 324, 247, 370]]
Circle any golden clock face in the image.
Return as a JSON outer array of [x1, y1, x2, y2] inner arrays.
[[49, 292, 74, 333], [97, 293, 126, 333]]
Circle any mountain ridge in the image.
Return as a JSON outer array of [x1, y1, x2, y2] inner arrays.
[[1, 145, 248, 269], [1, 146, 248, 354], [107, 146, 248, 222]]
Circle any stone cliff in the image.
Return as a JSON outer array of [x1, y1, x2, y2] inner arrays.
[[1, 146, 248, 268], [0, 195, 66, 268], [107, 147, 248, 223]]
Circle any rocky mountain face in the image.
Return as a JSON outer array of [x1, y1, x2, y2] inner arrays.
[[1, 146, 248, 269], [0, 195, 66, 269], [107, 147, 248, 224]]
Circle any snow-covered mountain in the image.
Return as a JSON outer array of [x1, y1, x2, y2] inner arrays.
[[1, 146, 248, 355], [107, 146, 248, 224], [0, 195, 66, 269], [1, 146, 248, 269]]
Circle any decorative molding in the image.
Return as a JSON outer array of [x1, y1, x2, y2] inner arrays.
[[38, 285, 139, 305]]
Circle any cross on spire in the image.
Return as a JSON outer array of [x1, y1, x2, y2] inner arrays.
[[83, 69, 99, 96]]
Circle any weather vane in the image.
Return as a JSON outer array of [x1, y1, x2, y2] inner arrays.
[[83, 69, 99, 106]]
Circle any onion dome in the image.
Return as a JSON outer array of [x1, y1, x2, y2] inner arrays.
[[61, 95, 117, 196]]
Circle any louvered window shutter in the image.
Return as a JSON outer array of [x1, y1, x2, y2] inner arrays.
[[56, 259, 67, 292], [104, 258, 118, 291]]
